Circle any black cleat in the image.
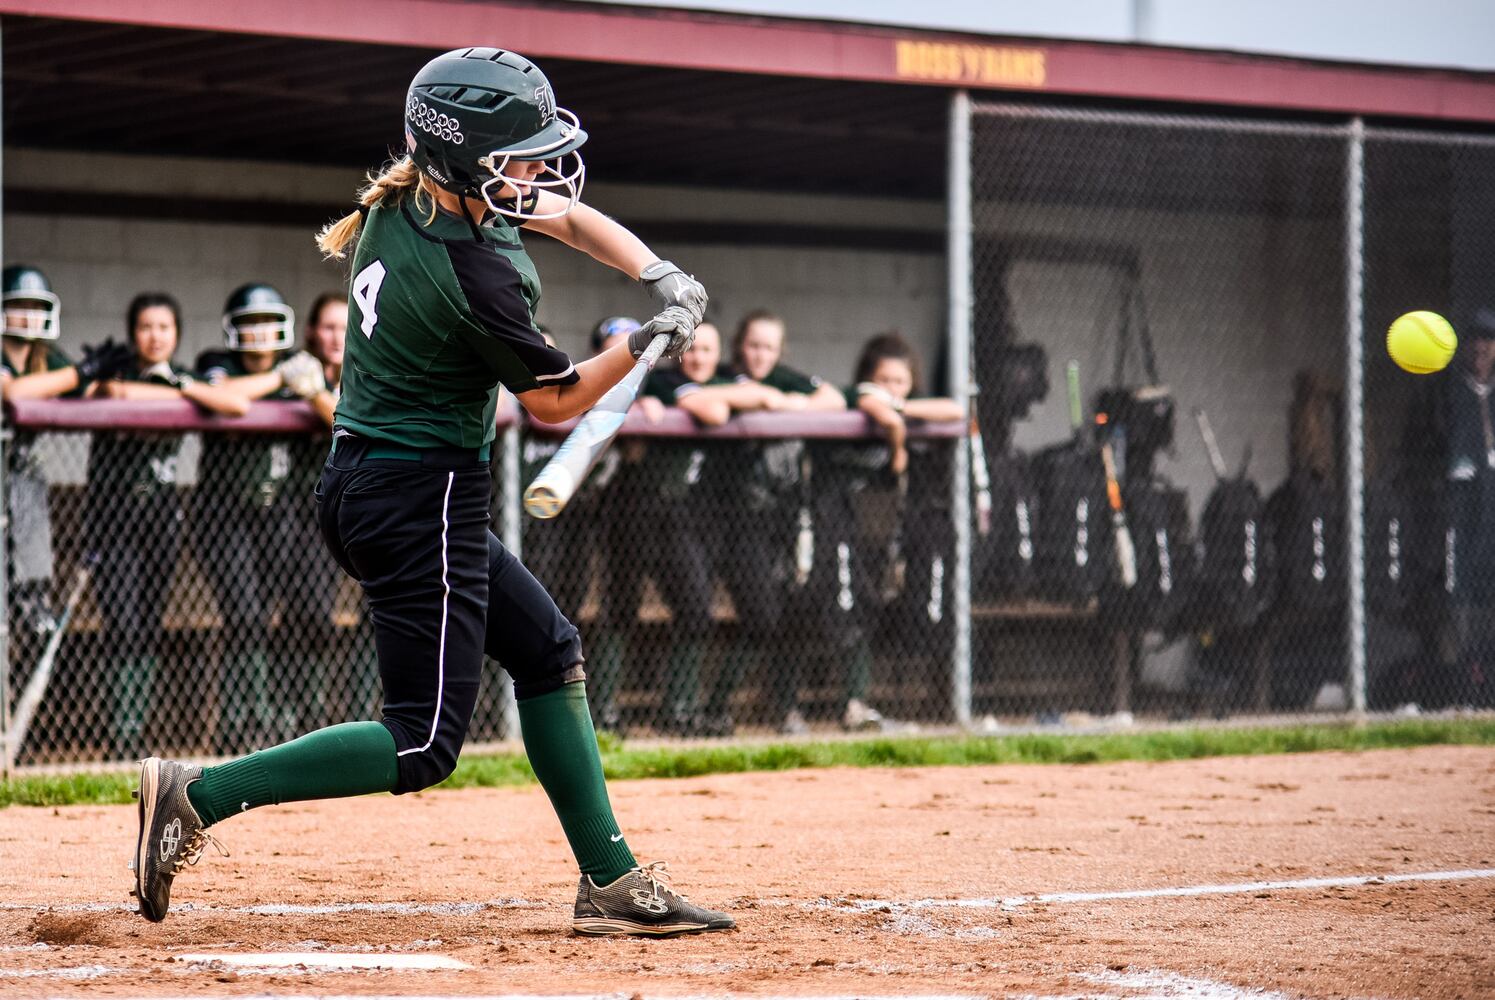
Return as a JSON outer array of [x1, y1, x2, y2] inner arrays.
[[572, 861, 735, 937], [130, 757, 223, 921]]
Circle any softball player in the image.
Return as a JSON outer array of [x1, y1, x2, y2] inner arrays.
[[806, 333, 962, 730], [132, 48, 732, 937], [88, 293, 248, 757], [2, 269, 122, 653], [723, 310, 843, 732]]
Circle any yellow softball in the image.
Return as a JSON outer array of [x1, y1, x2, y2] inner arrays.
[[1387, 311, 1457, 374]]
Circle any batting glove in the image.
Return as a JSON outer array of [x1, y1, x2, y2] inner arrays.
[[74, 339, 135, 384], [629, 305, 697, 362], [639, 260, 708, 328], [275, 351, 327, 399]]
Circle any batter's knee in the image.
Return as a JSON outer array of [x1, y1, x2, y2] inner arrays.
[[510, 659, 586, 702]]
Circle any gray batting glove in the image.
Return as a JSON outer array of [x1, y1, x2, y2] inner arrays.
[[639, 260, 708, 328], [629, 305, 696, 361]]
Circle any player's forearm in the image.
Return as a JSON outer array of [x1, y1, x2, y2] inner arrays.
[[902, 397, 965, 422], [182, 381, 251, 417], [219, 371, 285, 401], [676, 393, 731, 427], [531, 201, 656, 279], [2, 367, 81, 401], [516, 342, 635, 423], [311, 390, 337, 429], [804, 382, 849, 411]]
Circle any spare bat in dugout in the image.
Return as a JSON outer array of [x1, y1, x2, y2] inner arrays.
[[1194, 407, 1229, 482], [523, 333, 670, 519], [1099, 439, 1138, 589]]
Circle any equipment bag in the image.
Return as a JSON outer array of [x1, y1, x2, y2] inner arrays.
[[1032, 441, 1110, 603], [1268, 472, 1345, 612], [975, 450, 1041, 602], [1194, 476, 1270, 631], [1103, 478, 1193, 632]]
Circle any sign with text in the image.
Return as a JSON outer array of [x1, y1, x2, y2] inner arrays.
[[894, 39, 1047, 88]]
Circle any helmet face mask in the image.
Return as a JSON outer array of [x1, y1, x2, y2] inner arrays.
[[3, 295, 60, 341], [2, 266, 60, 341], [405, 48, 588, 222], [221, 284, 295, 352]]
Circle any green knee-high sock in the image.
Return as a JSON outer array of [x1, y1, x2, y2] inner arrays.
[[518, 684, 636, 883], [186, 722, 398, 828]]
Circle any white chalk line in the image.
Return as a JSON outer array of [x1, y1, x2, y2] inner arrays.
[[6, 866, 1492, 921], [844, 866, 1495, 912]]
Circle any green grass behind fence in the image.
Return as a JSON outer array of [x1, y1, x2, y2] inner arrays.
[[4, 717, 1493, 808]]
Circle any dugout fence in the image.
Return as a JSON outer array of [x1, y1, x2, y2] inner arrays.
[[3, 108, 1494, 771]]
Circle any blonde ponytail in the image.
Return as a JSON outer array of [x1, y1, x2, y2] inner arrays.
[[316, 157, 445, 260]]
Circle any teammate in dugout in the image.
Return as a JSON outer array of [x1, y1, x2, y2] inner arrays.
[[803, 332, 963, 732], [131, 47, 734, 937], [1, 267, 135, 678], [723, 309, 845, 733], [639, 321, 798, 735], [195, 284, 332, 750], [88, 293, 249, 758]]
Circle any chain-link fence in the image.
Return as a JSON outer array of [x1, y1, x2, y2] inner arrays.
[[0, 402, 963, 765], [966, 101, 1495, 723], [1361, 128, 1495, 714], [5, 108, 1494, 769]]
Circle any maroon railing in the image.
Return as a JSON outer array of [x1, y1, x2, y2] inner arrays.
[[6, 399, 965, 440]]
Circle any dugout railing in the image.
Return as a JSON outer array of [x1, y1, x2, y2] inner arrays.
[[0, 399, 985, 768]]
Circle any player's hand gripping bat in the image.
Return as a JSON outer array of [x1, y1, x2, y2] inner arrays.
[[523, 333, 673, 519]]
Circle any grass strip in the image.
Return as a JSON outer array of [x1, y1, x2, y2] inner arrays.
[[3, 717, 1493, 808]]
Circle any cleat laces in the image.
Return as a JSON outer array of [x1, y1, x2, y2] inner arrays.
[[172, 829, 228, 875], [636, 861, 687, 902]]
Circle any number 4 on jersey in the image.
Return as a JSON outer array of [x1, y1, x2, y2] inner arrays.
[[352, 259, 387, 339]]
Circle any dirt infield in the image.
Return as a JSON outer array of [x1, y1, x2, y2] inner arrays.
[[0, 745, 1492, 999]]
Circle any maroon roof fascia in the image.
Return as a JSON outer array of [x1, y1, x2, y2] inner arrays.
[[4, 0, 1494, 122]]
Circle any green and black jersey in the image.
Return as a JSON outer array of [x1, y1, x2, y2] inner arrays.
[[1, 342, 73, 380], [88, 360, 193, 497], [640, 368, 735, 501], [196, 349, 302, 508], [3, 343, 76, 476], [337, 198, 577, 450], [718, 363, 823, 511], [812, 384, 893, 495]]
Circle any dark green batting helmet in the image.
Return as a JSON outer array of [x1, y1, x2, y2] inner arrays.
[[405, 47, 587, 221], [2, 265, 60, 341], [222, 283, 295, 352]]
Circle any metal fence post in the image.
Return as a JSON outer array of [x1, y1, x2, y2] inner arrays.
[[499, 415, 523, 740], [1345, 117, 1368, 717], [947, 89, 973, 727], [0, 19, 12, 776]]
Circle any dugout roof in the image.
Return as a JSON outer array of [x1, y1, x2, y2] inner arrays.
[[4, 1, 1495, 203]]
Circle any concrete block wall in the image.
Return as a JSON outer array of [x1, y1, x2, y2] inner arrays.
[[3, 148, 948, 387]]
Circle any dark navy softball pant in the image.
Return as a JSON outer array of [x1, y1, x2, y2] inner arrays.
[[316, 435, 583, 794]]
